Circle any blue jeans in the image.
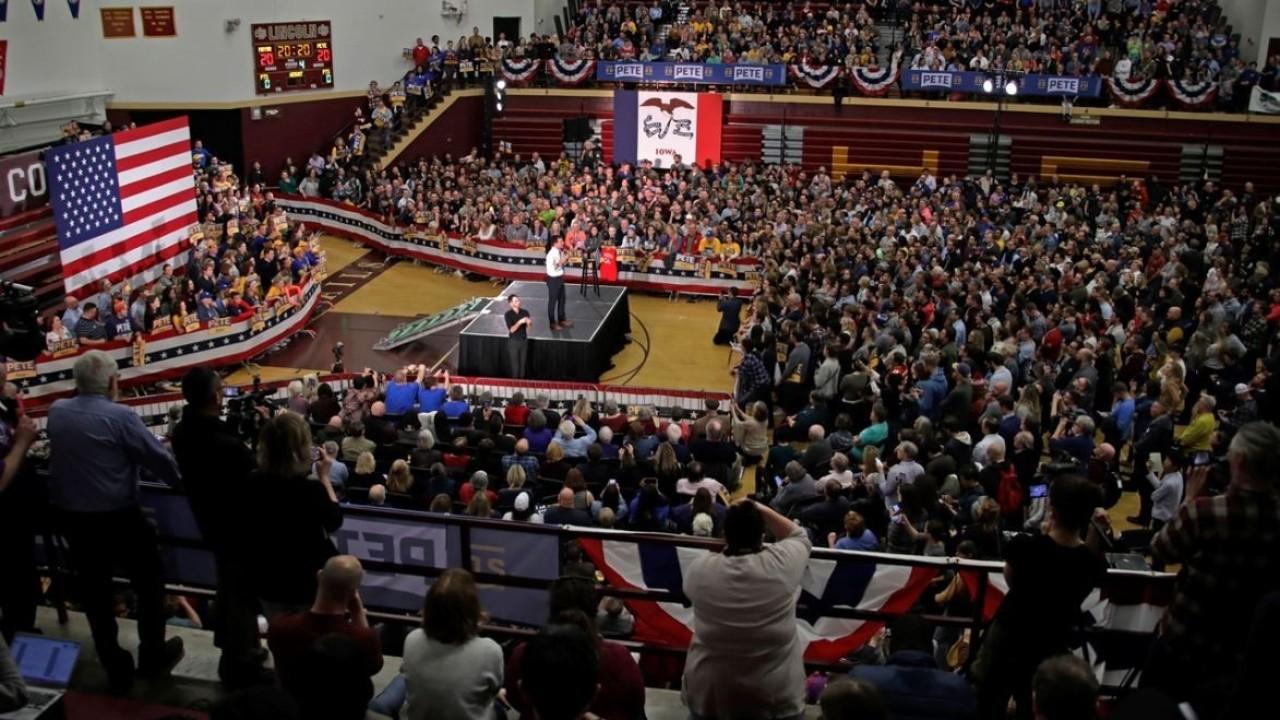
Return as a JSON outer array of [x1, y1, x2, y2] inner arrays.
[[369, 674, 406, 717]]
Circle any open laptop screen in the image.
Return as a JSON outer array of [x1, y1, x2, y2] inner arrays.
[[8, 635, 79, 688]]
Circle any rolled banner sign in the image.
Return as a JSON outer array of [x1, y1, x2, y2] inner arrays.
[[790, 62, 841, 89], [547, 56, 597, 85], [1106, 73, 1162, 108], [1167, 76, 1218, 109], [849, 50, 902, 97], [500, 56, 540, 85]]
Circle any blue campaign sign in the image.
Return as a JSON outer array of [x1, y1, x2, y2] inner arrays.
[[598, 61, 788, 86], [900, 69, 1101, 97]]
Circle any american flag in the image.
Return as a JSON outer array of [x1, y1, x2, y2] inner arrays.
[[47, 117, 198, 297]]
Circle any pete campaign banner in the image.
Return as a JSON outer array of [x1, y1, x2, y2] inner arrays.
[[612, 90, 723, 169]]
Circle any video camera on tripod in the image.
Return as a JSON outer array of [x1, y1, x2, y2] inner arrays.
[[224, 376, 278, 443], [0, 282, 45, 362]]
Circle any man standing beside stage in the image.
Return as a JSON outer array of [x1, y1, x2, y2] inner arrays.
[[545, 236, 571, 330], [505, 295, 532, 378]]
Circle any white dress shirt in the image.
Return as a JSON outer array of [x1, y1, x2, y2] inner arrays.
[[545, 247, 564, 277]]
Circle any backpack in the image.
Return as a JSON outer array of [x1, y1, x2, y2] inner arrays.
[[995, 462, 1023, 518]]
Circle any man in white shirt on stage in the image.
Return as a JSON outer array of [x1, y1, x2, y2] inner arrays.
[[545, 236, 571, 330]]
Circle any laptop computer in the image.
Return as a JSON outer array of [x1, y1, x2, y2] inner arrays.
[[0, 634, 81, 720]]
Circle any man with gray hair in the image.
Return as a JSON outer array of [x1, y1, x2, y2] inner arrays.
[[771, 460, 818, 517], [1145, 421, 1280, 705], [550, 414, 597, 459], [47, 350, 184, 691]]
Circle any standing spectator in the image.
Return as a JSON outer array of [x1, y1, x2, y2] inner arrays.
[[519, 623, 600, 720], [46, 351, 184, 691], [171, 367, 271, 687], [245, 413, 343, 615], [974, 476, 1106, 720], [0, 365, 39, 643], [683, 498, 812, 720], [267, 555, 382, 719], [1144, 422, 1280, 712]]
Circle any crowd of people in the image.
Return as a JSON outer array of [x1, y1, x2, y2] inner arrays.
[[388, 1, 1280, 111]]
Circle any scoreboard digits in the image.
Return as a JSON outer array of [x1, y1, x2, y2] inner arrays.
[[251, 22, 334, 95]]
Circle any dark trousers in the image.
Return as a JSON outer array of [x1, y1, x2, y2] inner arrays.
[[0, 506, 38, 643], [507, 338, 528, 379], [546, 275, 566, 324], [212, 553, 266, 682], [1132, 465, 1153, 525], [60, 506, 167, 672]]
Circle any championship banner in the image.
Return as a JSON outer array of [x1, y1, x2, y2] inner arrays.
[[1167, 77, 1217, 109], [1107, 74, 1162, 107], [790, 62, 841, 89], [1249, 86, 1280, 114], [597, 61, 787, 87], [901, 70, 1101, 97], [499, 56, 540, 84], [849, 52, 902, 96], [545, 57, 595, 85], [612, 90, 723, 169]]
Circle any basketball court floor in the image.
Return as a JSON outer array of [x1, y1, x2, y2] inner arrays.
[[227, 235, 733, 392]]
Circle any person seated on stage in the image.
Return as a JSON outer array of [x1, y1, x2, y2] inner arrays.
[[384, 370, 419, 419], [365, 402, 399, 444], [551, 416, 598, 460], [442, 385, 470, 420], [504, 391, 531, 427], [522, 410, 555, 454], [416, 367, 448, 414], [341, 421, 376, 461]]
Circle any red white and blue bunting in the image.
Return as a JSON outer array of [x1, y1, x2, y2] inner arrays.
[[849, 51, 902, 97], [1167, 77, 1217, 109], [500, 56, 540, 84], [546, 57, 597, 86], [15, 282, 322, 402], [790, 62, 841, 89], [1107, 74, 1162, 108]]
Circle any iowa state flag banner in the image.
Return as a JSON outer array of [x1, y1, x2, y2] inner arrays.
[[613, 90, 722, 169]]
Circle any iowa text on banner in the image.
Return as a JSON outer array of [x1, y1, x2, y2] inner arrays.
[[612, 90, 723, 169]]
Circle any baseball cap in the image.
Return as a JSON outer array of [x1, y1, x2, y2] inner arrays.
[[954, 362, 971, 377], [514, 492, 530, 512], [1235, 383, 1250, 395]]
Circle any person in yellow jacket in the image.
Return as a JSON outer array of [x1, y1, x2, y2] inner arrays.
[[1176, 395, 1218, 457]]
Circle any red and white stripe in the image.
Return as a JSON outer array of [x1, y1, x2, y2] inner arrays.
[[60, 117, 198, 296]]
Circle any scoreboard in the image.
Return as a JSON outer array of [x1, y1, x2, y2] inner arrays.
[[252, 21, 335, 95]]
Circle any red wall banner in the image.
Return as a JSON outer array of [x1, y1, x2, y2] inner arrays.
[[0, 149, 50, 218], [0, 40, 8, 95]]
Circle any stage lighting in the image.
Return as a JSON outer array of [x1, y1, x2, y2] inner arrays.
[[495, 101, 504, 112], [496, 79, 507, 91], [982, 77, 994, 94], [1005, 79, 1019, 96]]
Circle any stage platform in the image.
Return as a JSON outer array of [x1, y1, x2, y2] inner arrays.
[[457, 281, 631, 381]]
